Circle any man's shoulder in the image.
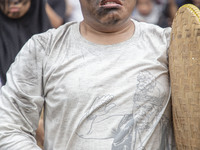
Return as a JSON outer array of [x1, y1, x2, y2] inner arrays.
[[133, 19, 171, 41], [134, 19, 171, 33], [48, 21, 78, 36], [30, 21, 78, 45]]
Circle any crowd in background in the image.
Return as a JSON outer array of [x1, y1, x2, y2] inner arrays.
[[65, 0, 200, 27], [132, 0, 200, 27]]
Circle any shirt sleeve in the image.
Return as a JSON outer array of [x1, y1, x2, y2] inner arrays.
[[164, 27, 172, 49], [0, 32, 49, 149], [164, 27, 172, 66]]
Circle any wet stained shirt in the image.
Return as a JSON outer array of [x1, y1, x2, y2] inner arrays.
[[0, 20, 176, 150]]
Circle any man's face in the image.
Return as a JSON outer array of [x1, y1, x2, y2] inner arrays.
[[0, 0, 31, 19], [79, 0, 136, 26]]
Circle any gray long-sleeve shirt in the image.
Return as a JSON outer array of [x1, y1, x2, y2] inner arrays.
[[0, 20, 176, 150]]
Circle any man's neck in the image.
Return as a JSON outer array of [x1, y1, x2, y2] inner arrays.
[[79, 19, 135, 45]]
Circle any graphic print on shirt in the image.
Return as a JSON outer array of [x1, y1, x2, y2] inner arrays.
[[76, 71, 170, 150]]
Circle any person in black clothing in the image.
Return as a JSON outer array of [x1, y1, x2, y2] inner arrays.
[[0, 0, 51, 86]]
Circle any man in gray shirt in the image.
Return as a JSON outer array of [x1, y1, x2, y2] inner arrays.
[[0, 0, 176, 149]]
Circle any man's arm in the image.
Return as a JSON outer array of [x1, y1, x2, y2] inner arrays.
[[0, 33, 48, 149]]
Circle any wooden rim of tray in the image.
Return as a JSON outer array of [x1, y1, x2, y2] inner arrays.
[[169, 4, 200, 149]]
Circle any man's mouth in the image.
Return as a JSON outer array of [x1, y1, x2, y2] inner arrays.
[[100, 0, 122, 8]]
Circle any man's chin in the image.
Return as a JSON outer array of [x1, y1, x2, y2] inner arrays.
[[100, 18, 120, 26]]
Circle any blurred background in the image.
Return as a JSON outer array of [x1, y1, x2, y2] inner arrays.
[[64, 0, 200, 27], [46, 0, 200, 28]]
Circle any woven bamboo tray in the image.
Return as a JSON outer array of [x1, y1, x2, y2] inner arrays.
[[169, 4, 200, 150]]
